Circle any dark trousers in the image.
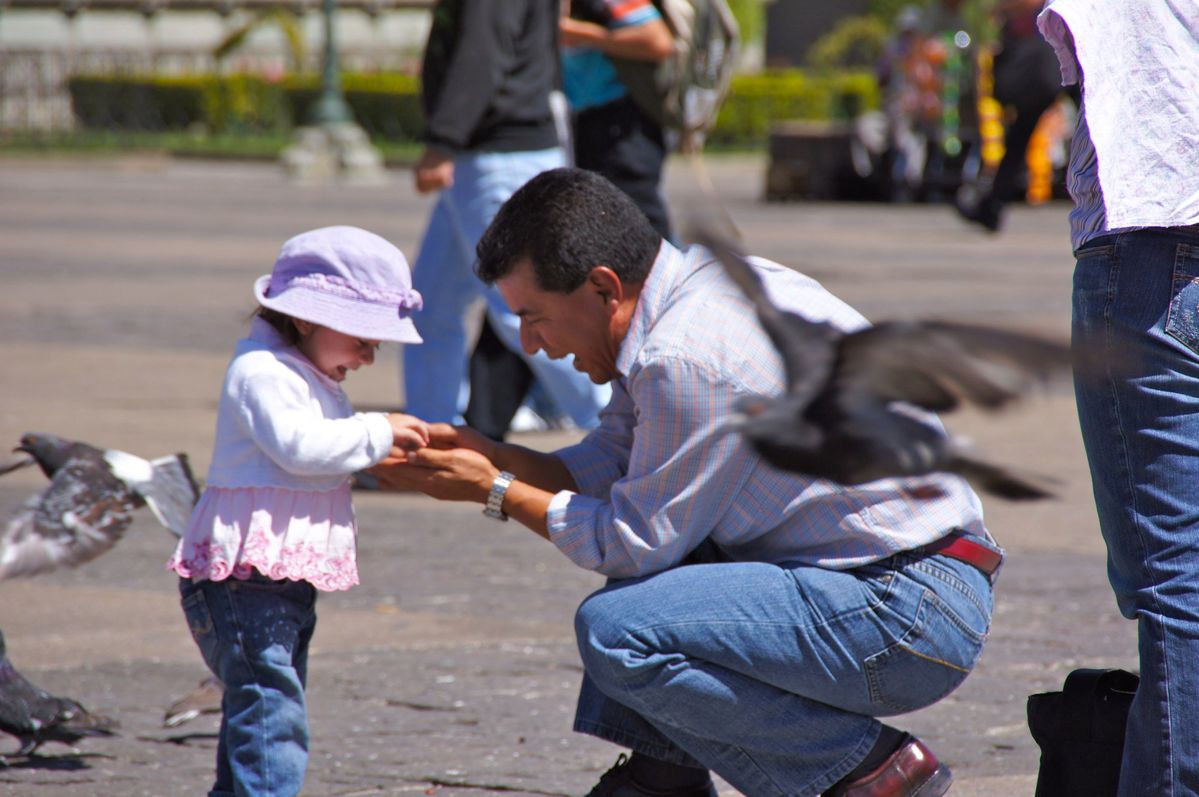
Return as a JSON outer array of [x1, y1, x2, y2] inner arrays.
[[464, 315, 535, 441], [983, 30, 1078, 213], [573, 94, 672, 240], [985, 88, 1061, 210]]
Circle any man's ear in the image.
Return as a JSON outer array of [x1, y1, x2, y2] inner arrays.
[[587, 266, 623, 308]]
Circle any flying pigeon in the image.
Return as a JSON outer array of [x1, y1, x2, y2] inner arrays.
[[0, 628, 118, 757], [162, 675, 223, 728], [693, 229, 1074, 500], [0, 432, 200, 580]]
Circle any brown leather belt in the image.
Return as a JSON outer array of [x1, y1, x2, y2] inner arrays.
[[919, 531, 1003, 579]]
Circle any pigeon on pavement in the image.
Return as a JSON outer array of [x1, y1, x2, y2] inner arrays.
[[0, 628, 117, 758], [0, 432, 200, 579], [162, 675, 223, 728], [693, 229, 1074, 500]]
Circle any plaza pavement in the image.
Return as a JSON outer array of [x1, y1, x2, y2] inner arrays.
[[0, 153, 1136, 796]]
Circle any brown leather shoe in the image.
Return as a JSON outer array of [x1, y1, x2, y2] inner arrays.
[[825, 735, 952, 796]]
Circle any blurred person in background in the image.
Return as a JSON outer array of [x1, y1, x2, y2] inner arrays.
[[956, 0, 1073, 232], [402, 0, 609, 438]]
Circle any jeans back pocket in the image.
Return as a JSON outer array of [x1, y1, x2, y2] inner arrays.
[[1165, 244, 1199, 356]]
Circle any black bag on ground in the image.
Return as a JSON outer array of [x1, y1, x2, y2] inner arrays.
[[1027, 668, 1138, 797]]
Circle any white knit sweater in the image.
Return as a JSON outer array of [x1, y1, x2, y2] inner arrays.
[[203, 317, 394, 492]]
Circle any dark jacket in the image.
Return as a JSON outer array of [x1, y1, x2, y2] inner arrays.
[[420, 0, 561, 153]]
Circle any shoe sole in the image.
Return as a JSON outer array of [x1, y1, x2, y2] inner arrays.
[[912, 765, 953, 796]]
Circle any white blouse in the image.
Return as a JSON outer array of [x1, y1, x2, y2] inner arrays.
[[167, 317, 394, 591]]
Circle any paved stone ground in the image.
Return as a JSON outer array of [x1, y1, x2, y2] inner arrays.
[[0, 154, 1137, 796]]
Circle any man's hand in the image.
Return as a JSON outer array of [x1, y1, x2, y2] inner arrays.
[[373, 427, 564, 539], [414, 148, 455, 194], [426, 422, 498, 457], [370, 446, 499, 504]]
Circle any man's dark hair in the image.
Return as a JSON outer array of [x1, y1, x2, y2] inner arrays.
[[475, 168, 661, 292]]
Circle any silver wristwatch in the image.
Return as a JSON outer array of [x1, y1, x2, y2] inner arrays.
[[483, 471, 516, 521]]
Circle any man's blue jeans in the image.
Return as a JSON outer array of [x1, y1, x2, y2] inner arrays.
[[1072, 227, 1199, 795], [402, 147, 610, 426], [180, 573, 317, 797], [572, 546, 994, 797]]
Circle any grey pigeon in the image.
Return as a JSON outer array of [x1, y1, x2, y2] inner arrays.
[[162, 676, 223, 728], [0, 432, 200, 579], [694, 229, 1073, 500], [0, 629, 117, 757]]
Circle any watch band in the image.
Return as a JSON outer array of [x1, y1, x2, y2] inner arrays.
[[483, 470, 516, 521]]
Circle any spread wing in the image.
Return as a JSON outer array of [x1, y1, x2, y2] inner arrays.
[[137, 454, 201, 538], [0, 459, 139, 580], [692, 228, 840, 400], [831, 320, 1073, 414]]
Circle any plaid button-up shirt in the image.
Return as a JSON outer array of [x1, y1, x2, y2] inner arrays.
[[546, 241, 988, 578]]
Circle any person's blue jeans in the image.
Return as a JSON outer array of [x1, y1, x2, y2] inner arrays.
[[179, 573, 318, 797], [1072, 227, 1199, 795], [572, 544, 994, 797], [402, 147, 610, 426]]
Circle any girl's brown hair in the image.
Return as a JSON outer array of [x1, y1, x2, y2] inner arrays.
[[252, 306, 303, 345]]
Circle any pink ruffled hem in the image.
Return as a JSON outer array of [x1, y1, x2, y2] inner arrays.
[[167, 485, 360, 592], [167, 551, 360, 592]]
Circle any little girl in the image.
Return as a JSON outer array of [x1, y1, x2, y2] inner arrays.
[[168, 225, 429, 797]]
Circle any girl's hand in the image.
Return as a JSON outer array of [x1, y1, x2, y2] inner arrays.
[[388, 413, 431, 454]]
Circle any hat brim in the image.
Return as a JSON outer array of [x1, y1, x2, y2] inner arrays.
[[254, 274, 423, 344]]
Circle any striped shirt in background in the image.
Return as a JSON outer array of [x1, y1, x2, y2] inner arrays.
[[546, 241, 988, 578]]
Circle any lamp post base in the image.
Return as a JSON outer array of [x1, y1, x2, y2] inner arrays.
[[281, 122, 386, 185]]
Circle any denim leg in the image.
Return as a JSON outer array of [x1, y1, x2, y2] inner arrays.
[[1072, 230, 1199, 796], [403, 146, 610, 425], [573, 555, 992, 797], [404, 195, 479, 422], [180, 575, 318, 797], [457, 150, 610, 428]]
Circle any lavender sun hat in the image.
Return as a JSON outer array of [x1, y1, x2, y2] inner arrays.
[[254, 225, 423, 344]]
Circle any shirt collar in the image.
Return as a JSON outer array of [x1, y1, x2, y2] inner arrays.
[[615, 239, 686, 377], [247, 315, 344, 392]]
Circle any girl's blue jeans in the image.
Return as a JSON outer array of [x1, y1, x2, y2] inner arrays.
[[179, 573, 317, 797], [572, 542, 995, 797], [402, 146, 611, 427], [1072, 227, 1199, 795]]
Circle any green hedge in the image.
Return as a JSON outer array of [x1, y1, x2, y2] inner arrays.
[[67, 70, 877, 150], [69, 75, 211, 131], [712, 70, 879, 148]]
